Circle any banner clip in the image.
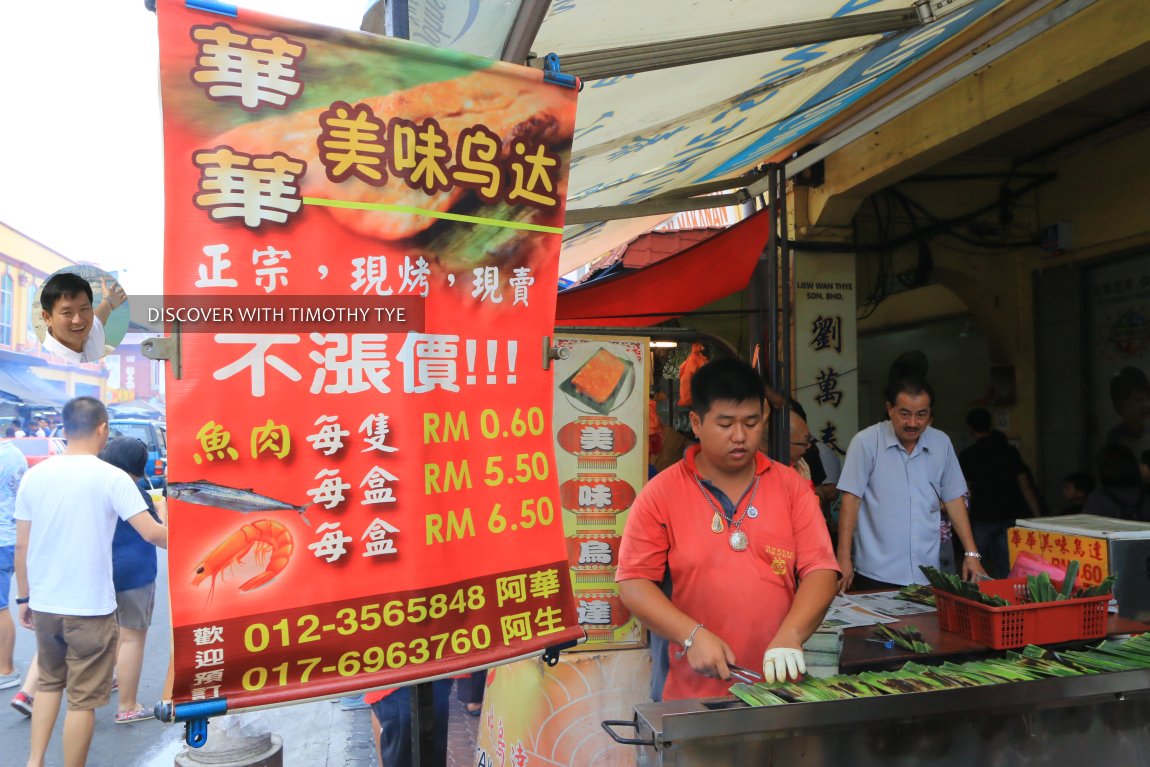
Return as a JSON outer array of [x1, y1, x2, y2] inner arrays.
[[542, 54, 580, 90], [172, 698, 228, 748], [142, 322, 183, 380], [542, 336, 571, 370], [542, 637, 582, 666], [186, 0, 238, 17]]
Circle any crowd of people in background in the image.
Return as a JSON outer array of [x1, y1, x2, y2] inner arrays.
[[3, 397, 168, 767], [3, 417, 58, 439]]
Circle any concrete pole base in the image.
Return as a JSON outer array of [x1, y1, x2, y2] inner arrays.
[[175, 732, 283, 767]]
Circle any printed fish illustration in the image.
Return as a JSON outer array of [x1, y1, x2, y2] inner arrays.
[[168, 480, 312, 526]]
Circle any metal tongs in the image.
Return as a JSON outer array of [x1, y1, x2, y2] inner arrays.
[[728, 662, 764, 685]]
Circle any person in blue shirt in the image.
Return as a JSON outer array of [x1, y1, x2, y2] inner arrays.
[[0, 438, 27, 691], [836, 377, 987, 591], [102, 437, 167, 723]]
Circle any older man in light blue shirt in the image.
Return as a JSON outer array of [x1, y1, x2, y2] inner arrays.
[[836, 378, 986, 591]]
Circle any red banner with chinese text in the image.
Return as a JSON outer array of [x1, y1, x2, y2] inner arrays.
[[156, 0, 581, 710]]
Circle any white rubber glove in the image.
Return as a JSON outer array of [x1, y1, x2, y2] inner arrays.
[[762, 647, 806, 683]]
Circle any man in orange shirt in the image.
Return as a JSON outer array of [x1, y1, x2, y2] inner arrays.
[[617, 358, 838, 699]]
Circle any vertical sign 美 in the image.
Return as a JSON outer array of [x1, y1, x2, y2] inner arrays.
[[156, 0, 582, 710], [552, 335, 648, 648]]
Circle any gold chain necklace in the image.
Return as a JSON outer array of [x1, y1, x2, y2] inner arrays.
[[694, 474, 760, 552]]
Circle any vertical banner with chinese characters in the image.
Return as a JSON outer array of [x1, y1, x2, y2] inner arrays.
[[157, 0, 582, 710], [794, 252, 858, 459], [552, 335, 648, 648]]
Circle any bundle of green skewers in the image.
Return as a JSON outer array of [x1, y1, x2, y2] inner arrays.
[[895, 584, 935, 607], [873, 624, 932, 653], [730, 633, 1150, 707], [919, 561, 1115, 608]]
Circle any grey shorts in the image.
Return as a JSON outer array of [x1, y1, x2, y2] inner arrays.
[[115, 582, 156, 631]]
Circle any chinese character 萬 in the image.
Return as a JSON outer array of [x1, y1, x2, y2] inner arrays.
[[813, 368, 844, 408]]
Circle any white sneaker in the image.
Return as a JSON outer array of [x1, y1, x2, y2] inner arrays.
[[0, 672, 20, 690]]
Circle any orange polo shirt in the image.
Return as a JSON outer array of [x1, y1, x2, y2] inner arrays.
[[617, 446, 838, 700]]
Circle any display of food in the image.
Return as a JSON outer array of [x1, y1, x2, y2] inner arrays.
[[560, 347, 633, 414], [730, 634, 1150, 707]]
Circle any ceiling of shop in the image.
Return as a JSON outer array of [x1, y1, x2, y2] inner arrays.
[[954, 65, 1150, 166]]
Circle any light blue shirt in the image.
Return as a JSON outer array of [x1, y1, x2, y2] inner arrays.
[[0, 440, 27, 546], [837, 421, 967, 586]]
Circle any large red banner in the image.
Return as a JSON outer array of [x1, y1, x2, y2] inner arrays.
[[156, 0, 582, 709]]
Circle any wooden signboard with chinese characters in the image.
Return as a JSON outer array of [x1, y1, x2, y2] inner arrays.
[[156, 0, 581, 710], [553, 335, 649, 649]]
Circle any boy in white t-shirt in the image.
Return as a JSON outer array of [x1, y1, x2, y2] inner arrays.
[[13, 397, 167, 767]]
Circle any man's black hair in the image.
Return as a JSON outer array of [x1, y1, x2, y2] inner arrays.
[[40, 272, 93, 314], [62, 396, 108, 439], [1109, 366, 1150, 408], [884, 376, 934, 408], [689, 357, 765, 418], [1064, 471, 1095, 495], [789, 398, 808, 422], [965, 407, 993, 433], [100, 436, 148, 478]]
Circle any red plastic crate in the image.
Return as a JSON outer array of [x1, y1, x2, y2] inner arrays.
[[933, 577, 1109, 650]]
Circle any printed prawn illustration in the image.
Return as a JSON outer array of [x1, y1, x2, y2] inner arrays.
[[192, 518, 294, 602], [171, 481, 310, 602]]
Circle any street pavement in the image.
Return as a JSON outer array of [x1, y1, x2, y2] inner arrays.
[[4, 550, 480, 766]]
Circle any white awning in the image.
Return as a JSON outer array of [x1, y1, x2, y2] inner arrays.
[[379, 0, 1010, 272]]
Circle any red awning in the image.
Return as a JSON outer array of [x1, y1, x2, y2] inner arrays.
[[556, 209, 772, 327]]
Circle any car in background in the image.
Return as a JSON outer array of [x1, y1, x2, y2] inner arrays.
[[5, 437, 67, 467], [108, 419, 167, 488]]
